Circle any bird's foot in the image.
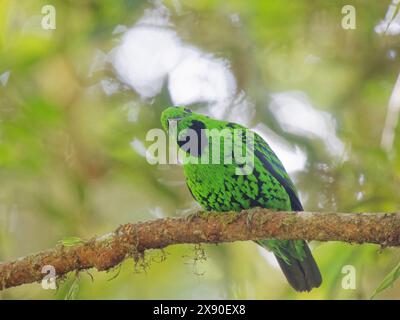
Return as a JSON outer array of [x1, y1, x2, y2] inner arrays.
[[185, 210, 202, 222], [246, 209, 256, 229]]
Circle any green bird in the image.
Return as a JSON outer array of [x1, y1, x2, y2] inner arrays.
[[161, 106, 322, 292]]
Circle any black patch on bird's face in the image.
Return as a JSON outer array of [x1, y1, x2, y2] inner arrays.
[[178, 120, 208, 157], [184, 108, 192, 113]]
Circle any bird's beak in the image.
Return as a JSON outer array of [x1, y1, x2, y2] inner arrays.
[[167, 117, 182, 135]]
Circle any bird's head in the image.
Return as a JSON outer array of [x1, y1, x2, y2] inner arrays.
[[161, 106, 220, 135], [161, 106, 194, 132], [161, 106, 253, 173], [161, 106, 217, 157]]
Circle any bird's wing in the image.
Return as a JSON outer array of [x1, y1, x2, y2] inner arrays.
[[253, 132, 304, 211]]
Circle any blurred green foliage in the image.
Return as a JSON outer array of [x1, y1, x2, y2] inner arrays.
[[1, 0, 400, 299]]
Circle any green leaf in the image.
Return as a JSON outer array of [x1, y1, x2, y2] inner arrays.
[[371, 261, 400, 299], [64, 276, 80, 300], [59, 236, 84, 247]]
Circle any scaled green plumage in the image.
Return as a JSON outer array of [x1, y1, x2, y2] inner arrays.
[[161, 106, 322, 292]]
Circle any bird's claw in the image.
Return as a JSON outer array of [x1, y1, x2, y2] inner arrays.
[[246, 210, 256, 229], [185, 211, 201, 222]]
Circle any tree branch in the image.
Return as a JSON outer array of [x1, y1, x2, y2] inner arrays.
[[1, 208, 400, 290]]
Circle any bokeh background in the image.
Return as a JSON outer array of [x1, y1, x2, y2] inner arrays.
[[1, 0, 400, 299]]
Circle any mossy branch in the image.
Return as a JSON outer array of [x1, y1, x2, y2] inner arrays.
[[1, 208, 400, 290]]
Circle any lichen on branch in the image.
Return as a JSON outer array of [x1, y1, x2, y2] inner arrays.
[[1, 208, 400, 290]]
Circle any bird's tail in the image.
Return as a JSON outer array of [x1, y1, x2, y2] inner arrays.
[[259, 239, 322, 292], [274, 240, 322, 292]]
